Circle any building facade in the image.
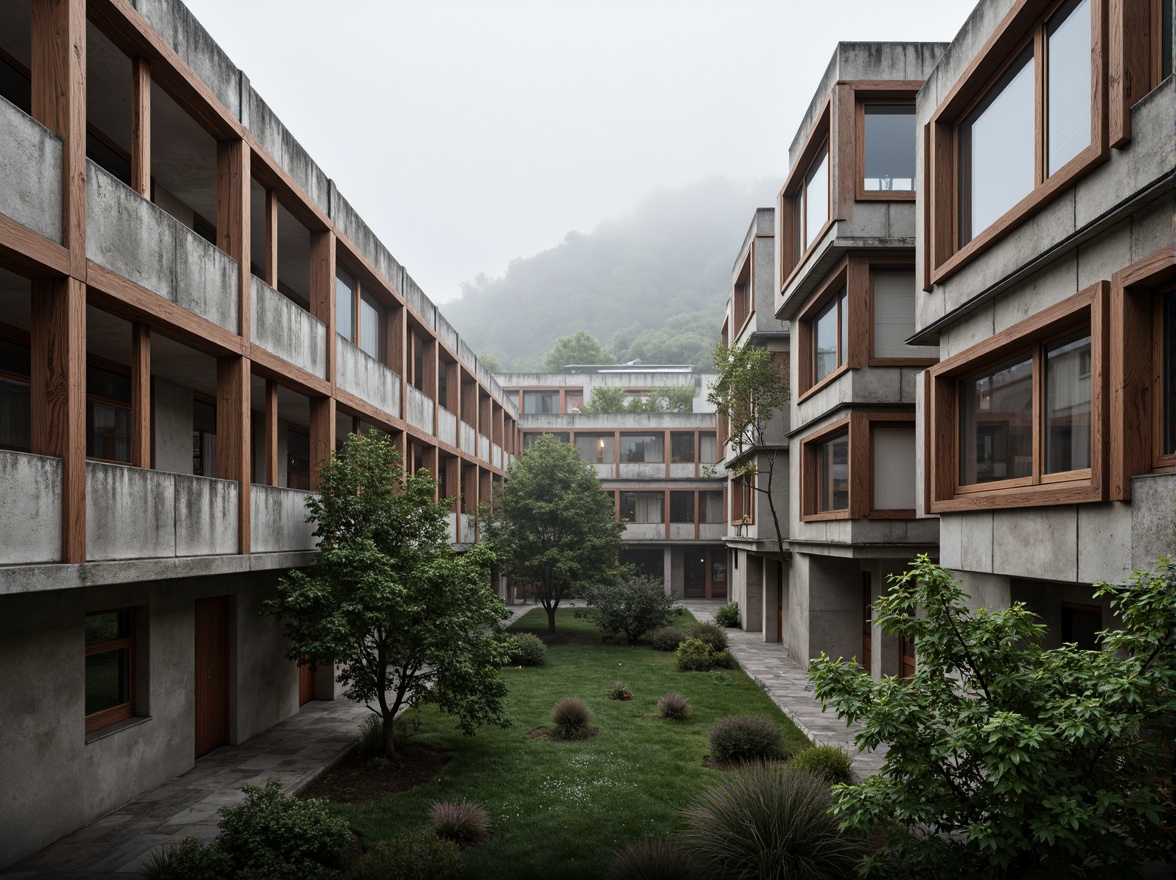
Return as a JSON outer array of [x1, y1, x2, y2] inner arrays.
[[0, 0, 517, 867]]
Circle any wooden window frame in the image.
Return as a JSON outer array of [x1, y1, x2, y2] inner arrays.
[[867, 413, 919, 519], [867, 260, 939, 367], [800, 417, 855, 521], [779, 101, 832, 288], [619, 490, 666, 524], [84, 608, 136, 735], [855, 89, 921, 202], [732, 250, 754, 339], [1109, 0, 1173, 145], [926, 0, 1109, 288], [796, 255, 876, 400], [927, 283, 1108, 512]]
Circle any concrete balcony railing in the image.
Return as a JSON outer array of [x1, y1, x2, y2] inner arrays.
[[0, 451, 63, 565], [460, 423, 476, 456], [492, 444, 503, 469], [622, 523, 665, 541], [405, 385, 434, 434], [337, 338, 401, 419], [699, 523, 725, 540], [478, 434, 490, 462], [437, 408, 458, 447], [618, 463, 666, 480], [460, 513, 477, 544], [668, 523, 695, 540], [251, 277, 327, 378], [0, 97, 62, 243], [250, 485, 318, 553]]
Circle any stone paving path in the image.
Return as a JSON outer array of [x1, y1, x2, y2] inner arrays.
[[680, 599, 887, 781]]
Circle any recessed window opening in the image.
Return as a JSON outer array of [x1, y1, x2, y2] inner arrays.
[[863, 105, 916, 192]]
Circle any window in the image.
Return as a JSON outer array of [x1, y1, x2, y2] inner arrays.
[[862, 104, 916, 193], [620, 491, 664, 523], [700, 491, 725, 523], [192, 398, 217, 477], [871, 270, 939, 361], [1061, 602, 1102, 649], [87, 364, 132, 463], [801, 418, 856, 520], [523, 432, 568, 449], [85, 609, 135, 734], [565, 390, 583, 413], [522, 391, 560, 414], [438, 360, 449, 410], [574, 433, 615, 464], [671, 432, 695, 463], [335, 269, 355, 343], [798, 144, 829, 254], [700, 432, 718, 464], [816, 432, 849, 513], [0, 336, 31, 452], [411, 332, 426, 392], [619, 433, 664, 463], [287, 427, 310, 490], [813, 290, 847, 383], [872, 423, 917, 513], [780, 105, 833, 280], [359, 292, 382, 359], [670, 491, 695, 524], [1165, 288, 1176, 456]]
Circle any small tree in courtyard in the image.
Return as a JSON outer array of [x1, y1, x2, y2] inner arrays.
[[586, 573, 678, 645], [481, 434, 624, 633], [265, 431, 512, 758], [809, 554, 1176, 878]]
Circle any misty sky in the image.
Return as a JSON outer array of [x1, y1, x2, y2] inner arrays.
[[181, 1, 971, 304]]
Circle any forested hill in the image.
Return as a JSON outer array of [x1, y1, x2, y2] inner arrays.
[[442, 177, 776, 371]]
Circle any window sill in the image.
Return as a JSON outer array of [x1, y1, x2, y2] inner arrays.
[[797, 364, 850, 403], [86, 715, 151, 744], [800, 510, 852, 522], [929, 480, 1103, 513]]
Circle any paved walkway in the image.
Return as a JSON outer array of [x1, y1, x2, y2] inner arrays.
[[681, 599, 886, 780]]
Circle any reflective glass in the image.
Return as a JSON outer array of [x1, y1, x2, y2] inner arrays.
[[958, 353, 1033, 484], [1047, 0, 1092, 175], [1044, 330, 1092, 473], [335, 271, 354, 343], [814, 296, 839, 382], [819, 434, 849, 512], [804, 147, 829, 248], [863, 105, 916, 191]]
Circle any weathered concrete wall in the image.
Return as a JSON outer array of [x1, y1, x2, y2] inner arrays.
[[460, 423, 476, 456], [0, 451, 62, 565], [250, 485, 317, 554], [793, 366, 922, 431], [251, 277, 327, 378], [622, 523, 664, 541], [0, 95, 62, 242], [174, 474, 238, 556], [336, 338, 401, 419], [152, 377, 192, 474], [437, 408, 458, 447], [405, 385, 435, 433], [743, 554, 764, 632]]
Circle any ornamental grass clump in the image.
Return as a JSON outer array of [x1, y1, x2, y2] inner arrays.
[[551, 697, 593, 739], [675, 638, 733, 672], [651, 626, 687, 651], [692, 621, 729, 651], [429, 799, 491, 846], [608, 837, 705, 880], [713, 602, 740, 628], [608, 682, 633, 701], [790, 745, 853, 784], [347, 831, 463, 880], [657, 692, 692, 720], [709, 715, 785, 764], [682, 764, 863, 880], [506, 632, 546, 666]]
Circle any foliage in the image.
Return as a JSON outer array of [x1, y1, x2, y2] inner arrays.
[[264, 432, 511, 757], [612, 311, 720, 371], [608, 682, 633, 701], [580, 384, 695, 414], [505, 632, 547, 666], [682, 764, 864, 880], [357, 714, 419, 760], [809, 555, 1176, 879], [708, 343, 790, 563], [657, 692, 692, 720], [708, 715, 785, 764], [790, 746, 853, 785], [713, 602, 740, 628], [692, 621, 729, 651], [346, 833, 463, 880], [430, 799, 491, 847], [551, 697, 593, 739], [651, 626, 687, 651], [541, 330, 616, 371], [675, 638, 733, 672], [475, 351, 503, 373], [608, 837, 704, 880], [585, 574, 678, 645], [140, 836, 232, 880], [481, 434, 625, 633], [215, 780, 351, 879]]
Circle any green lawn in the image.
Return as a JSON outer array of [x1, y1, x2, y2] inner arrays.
[[336, 608, 810, 879]]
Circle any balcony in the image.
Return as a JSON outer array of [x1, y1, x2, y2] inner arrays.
[[0, 96, 62, 244], [250, 485, 319, 554], [250, 277, 327, 378], [405, 385, 434, 434], [336, 338, 401, 419]]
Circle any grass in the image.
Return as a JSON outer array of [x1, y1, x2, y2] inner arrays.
[[334, 608, 810, 880]]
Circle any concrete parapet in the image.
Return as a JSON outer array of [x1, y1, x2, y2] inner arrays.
[[250, 277, 327, 378], [250, 485, 318, 554], [0, 451, 62, 565], [0, 96, 62, 243], [405, 385, 435, 433], [336, 338, 401, 419]]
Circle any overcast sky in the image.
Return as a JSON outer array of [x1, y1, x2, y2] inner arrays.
[[182, 1, 971, 304]]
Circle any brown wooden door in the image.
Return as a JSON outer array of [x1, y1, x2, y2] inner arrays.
[[298, 661, 314, 706], [862, 574, 873, 675], [194, 596, 230, 757]]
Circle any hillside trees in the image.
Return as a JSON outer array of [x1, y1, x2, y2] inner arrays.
[[541, 331, 615, 371]]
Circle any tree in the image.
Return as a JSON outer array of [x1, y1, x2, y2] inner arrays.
[[809, 555, 1176, 878], [481, 434, 625, 633], [581, 385, 694, 414], [476, 350, 503, 373], [264, 432, 511, 758], [585, 573, 679, 645], [708, 343, 790, 562], [542, 330, 615, 371]]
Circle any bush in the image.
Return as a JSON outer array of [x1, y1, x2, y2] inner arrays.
[[657, 692, 692, 720], [215, 779, 351, 878], [347, 832, 463, 880], [692, 621, 729, 651], [682, 764, 863, 880], [608, 682, 633, 701], [675, 638, 733, 672], [790, 746, 853, 784], [357, 713, 419, 759], [506, 632, 546, 666], [709, 715, 785, 764], [141, 836, 232, 880], [585, 574, 677, 644], [713, 602, 740, 628], [551, 697, 593, 739], [609, 837, 704, 880], [430, 799, 491, 846], [651, 626, 687, 651]]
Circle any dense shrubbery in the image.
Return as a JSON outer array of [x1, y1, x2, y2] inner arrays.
[[430, 799, 491, 847], [708, 715, 785, 764], [682, 764, 862, 880], [506, 632, 546, 666], [713, 602, 740, 628], [692, 621, 729, 652], [141, 836, 231, 880], [675, 638, 733, 672], [346, 832, 463, 880], [608, 837, 704, 880], [585, 575, 678, 644], [789, 746, 853, 784], [551, 697, 593, 739], [651, 626, 687, 651], [657, 692, 692, 720], [608, 682, 633, 701], [357, 714, 419, 760]]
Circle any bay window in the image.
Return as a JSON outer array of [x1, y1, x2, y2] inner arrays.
[[862, 104, 916, 193]]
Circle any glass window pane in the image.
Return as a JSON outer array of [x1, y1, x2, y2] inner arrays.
[[0, 375, 31, 451], [814, 297, 839, 382], [85, 611, 129, 644], [958, 353, 1034, 484], [360, 296, 380, 359], [87, 365, 131, 403], [335, 271, 354, 343], [670, 491, 695, 523], [701, 491, 725, 523], [863, 105, 916, 192], [85, 648, 130, 714], [522, 391, 559, 414], [574, 434, 614, 464], [961, 48, 1036, 243], [1047, 0, 1092, 175], [819, 434, 849, 512], [804, 147, 829, 248], [1045, 330, 1092, 473], [619, 433, 664, 463], [700, 432, 717, 463], [671, 432, 695, 463], [87, 401, 131, 462]]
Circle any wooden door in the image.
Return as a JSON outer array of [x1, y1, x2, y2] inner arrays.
[[298, 661, 314, 706], [194, 596, 230, 757], [861, 574, 873, 675]]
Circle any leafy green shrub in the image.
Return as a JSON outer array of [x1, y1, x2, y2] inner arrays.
[[608, 682, 633, 701], [692, 621, 729, 651], [657, 692, 692, 720], [215, 779, 350, 878], [675, 638, 733, 672], [682, 764, 863, 880], [651, 626, 686, 651], [140, 836, 231, 880], [347, 832, 462, 880], [713, 602, 740, 628], [609, 837, 704, 880], [790, 746, 853, 784], [551, 697, 593, 739], [709, 715, 785, 764], [430, 799, 491, 846], [506, 632, 546, 666], [585, 574, 678, 645], [356, 713, 420, 759]]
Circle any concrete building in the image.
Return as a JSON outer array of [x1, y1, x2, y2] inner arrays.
[[499, 367, 729, 598], [0, 0, 517, 867], [913, 0, 1175, 639], [719, 209, 792, 640], [775, 43, 946, 677]]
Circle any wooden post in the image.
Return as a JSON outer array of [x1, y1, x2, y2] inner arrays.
[[217, 139, 250, 340], [131, 322, 151, 468], [264, 190, 278, 287], [309, 231, 336, 385], [265, 379, 279, 487], [216, 356, 250, 553], [131, 57, 151, 197], [308, 396, 336, 492]]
